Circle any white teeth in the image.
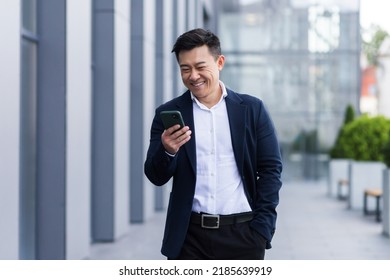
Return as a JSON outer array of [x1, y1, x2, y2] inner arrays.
[[193, 82, 204, 87]]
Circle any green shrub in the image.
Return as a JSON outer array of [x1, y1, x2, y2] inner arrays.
[[332, 115, 390, 162], [344, 104, 355, 125], [329, 104, 355, 159]]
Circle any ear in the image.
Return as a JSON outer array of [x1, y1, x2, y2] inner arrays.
[[217, 55, 225, 70]]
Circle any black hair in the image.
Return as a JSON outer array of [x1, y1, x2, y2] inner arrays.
[[171, 28, 221, 61]]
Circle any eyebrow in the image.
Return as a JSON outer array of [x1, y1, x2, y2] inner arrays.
[[179, 61, 206, 68]]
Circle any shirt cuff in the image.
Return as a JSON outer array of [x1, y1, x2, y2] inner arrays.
[[165, 151, 176, 157]]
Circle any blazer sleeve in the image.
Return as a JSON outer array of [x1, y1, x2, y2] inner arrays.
[[144, 109, 178, 186], [251, 101, 283, 249]]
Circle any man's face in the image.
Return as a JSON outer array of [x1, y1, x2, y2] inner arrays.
[[178, 45, 225, 103]]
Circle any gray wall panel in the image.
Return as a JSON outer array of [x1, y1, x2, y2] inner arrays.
[[36, 0, 67, 260], [130, 0, 145, 222], [92, 0, 115, 241]]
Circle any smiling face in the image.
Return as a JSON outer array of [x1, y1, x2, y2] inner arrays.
[[178, 45, 225, 108]]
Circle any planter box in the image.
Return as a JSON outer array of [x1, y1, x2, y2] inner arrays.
[[328, 159, 351, 198], [383, 169, 390, 237], [348, 161, 386, 210]]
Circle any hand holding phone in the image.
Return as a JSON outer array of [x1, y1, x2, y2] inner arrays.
[[159, 110, 191, 155], [160, 110, 185, 130]]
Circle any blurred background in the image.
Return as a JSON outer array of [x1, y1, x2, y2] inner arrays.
[[1, 0, 390, 260]]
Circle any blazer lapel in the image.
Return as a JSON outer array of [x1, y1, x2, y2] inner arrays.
[[225, 90, 247, 174], [176, 91, 197, 175]]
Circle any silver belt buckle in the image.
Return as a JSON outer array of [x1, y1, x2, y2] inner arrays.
[[201, 214, 220, 229]]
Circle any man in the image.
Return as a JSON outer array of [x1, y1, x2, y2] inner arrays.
[[144, 28, 282, 260]]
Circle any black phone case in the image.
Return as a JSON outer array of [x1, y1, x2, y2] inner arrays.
[[160, 110, 185, 129]]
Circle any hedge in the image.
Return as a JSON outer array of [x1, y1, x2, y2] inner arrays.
[[330, 115, 390, 162]]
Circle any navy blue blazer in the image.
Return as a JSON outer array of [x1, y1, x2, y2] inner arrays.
[[144, 88, 283, 259]]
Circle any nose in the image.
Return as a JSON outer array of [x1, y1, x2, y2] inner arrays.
[[189, 69, 200, 80]]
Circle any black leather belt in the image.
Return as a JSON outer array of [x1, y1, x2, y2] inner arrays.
[[190, 212, 254, 229]]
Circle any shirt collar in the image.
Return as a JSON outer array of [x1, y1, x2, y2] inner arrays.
[[190, 81, 228, 102]]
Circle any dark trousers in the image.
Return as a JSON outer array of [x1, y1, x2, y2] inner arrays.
[[170, 221, 266, 260]]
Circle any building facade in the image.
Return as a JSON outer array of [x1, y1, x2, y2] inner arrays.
[[0, 0, 362, 260], [0, 0, 215, 260], [215, 0, 361, 179], [376, 38, 390, 118]]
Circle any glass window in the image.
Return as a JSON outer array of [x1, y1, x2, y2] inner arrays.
[[217, 0, 360, 179], [22, 0, 37, 33]]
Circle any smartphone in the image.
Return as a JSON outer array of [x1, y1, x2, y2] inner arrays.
[[160, 110, 185, 130]]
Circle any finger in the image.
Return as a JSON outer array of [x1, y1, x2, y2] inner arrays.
[[165, 124, 182, 135], [171, 126, 190, 138], [176, 130, 192, 146]]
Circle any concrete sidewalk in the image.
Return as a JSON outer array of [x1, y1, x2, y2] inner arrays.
[[89, 180, 390, 260], [266, 180, 390, 259]]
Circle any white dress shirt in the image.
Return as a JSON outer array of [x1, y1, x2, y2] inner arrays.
[[191, 81, 252, 215]]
